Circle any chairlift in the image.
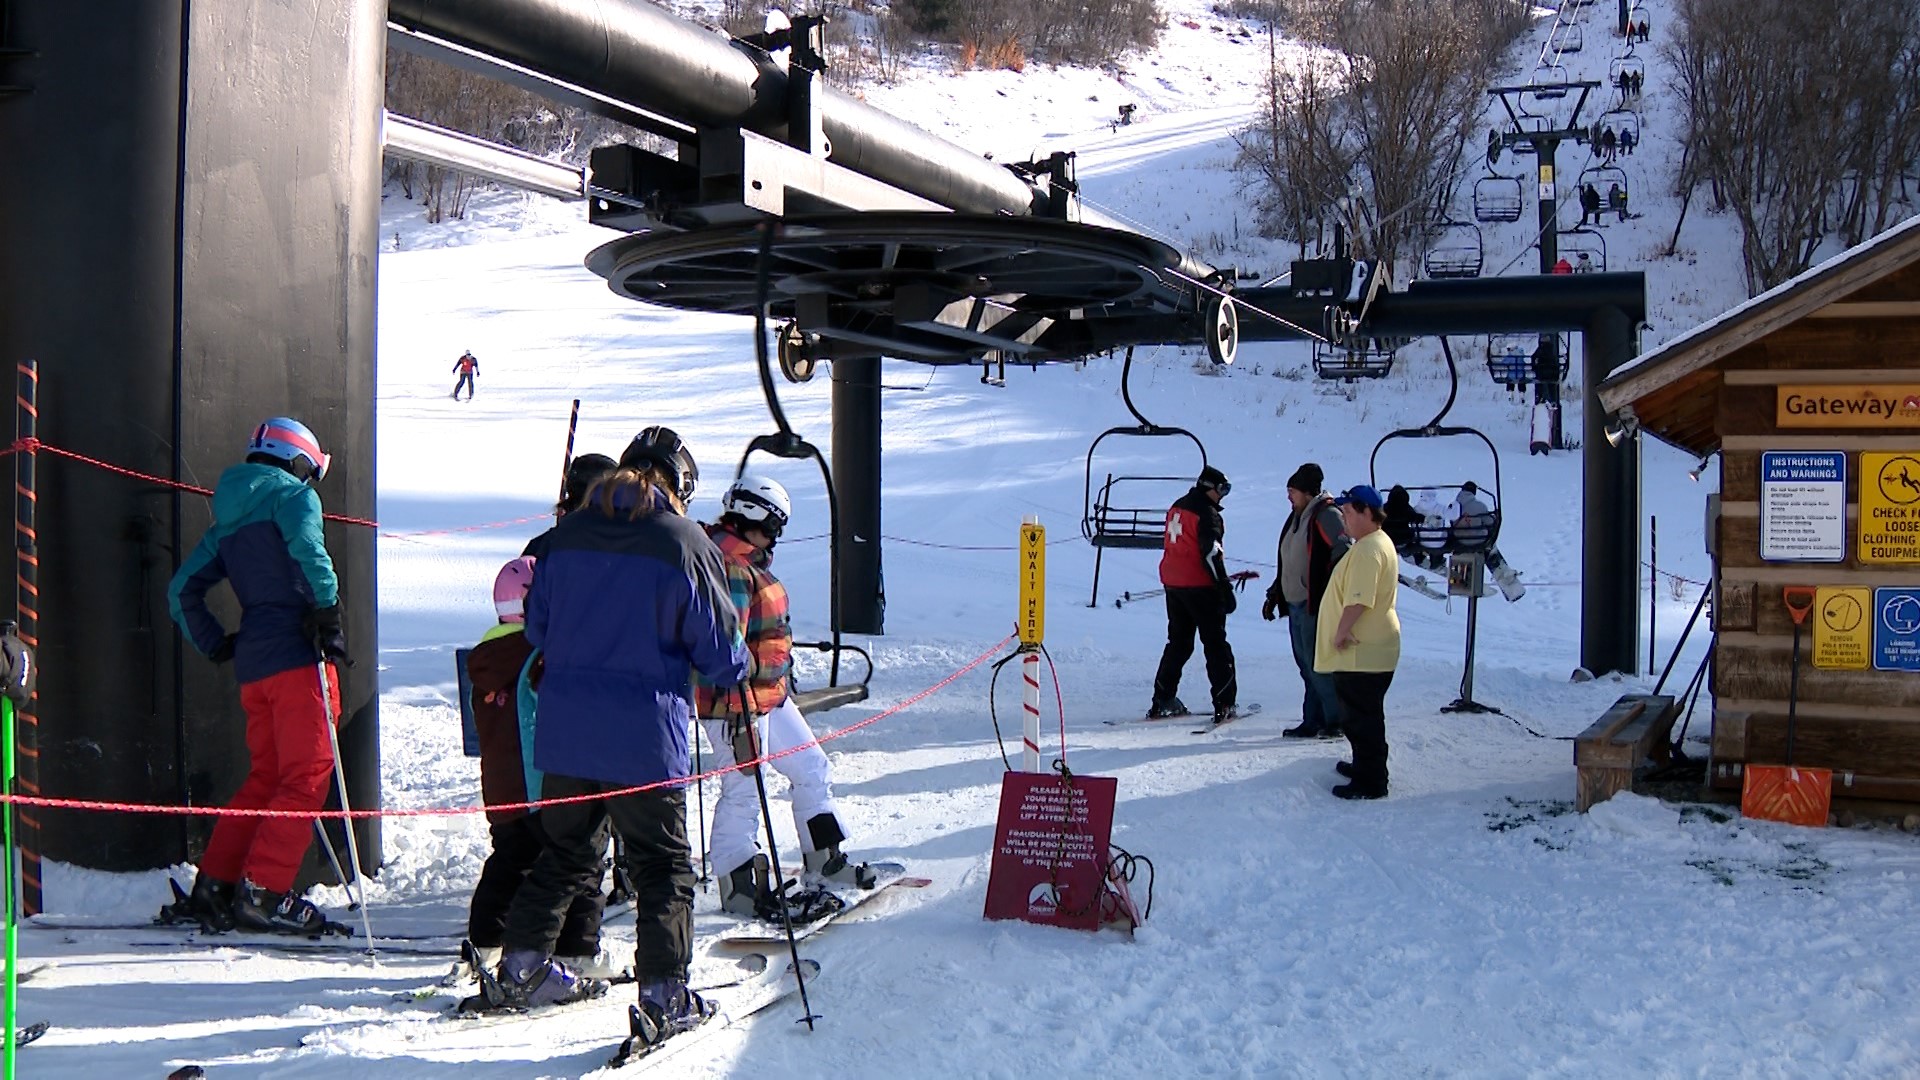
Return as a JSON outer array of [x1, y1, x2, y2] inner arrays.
[[1507, 112, 1552, 155], [1473, 174, 1525, 223], [1081, 347, 1209, 607], [1485, 333, 1571, 392], [1423, 220, 1484, 279], [1528, 66, 1569, 102], [1608, 53, 1645, 84], [1556, 227, 1608, 273], [1596, 109, 1641, 145], [1575, 164, 1630, 224], [1312, 338, 1396, 383], [1550, 24, 1584, 53]]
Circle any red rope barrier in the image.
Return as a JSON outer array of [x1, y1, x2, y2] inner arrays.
[[0, 634, 1016, 821]]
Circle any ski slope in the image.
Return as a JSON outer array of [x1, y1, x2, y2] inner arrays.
[[17, 0, 1920, 1076]]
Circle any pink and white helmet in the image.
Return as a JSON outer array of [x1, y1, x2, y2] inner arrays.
[[493, 556, 536, 623]]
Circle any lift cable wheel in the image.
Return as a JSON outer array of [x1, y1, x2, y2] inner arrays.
[[1080, 346, 1209, 607]]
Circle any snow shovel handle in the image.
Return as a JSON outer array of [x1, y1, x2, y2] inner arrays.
[[1782, 588, 1815, 766]]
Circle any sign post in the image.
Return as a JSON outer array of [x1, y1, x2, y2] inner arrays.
[[1018, 517, 1046, 773], [1759, 451, 1846, 562], [1859, 452, 1920, 564]]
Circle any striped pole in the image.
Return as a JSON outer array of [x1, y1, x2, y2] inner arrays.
[[1021, 652, 1042, 773], [556, 398, 580, 521], [12, 362, 39, 917]]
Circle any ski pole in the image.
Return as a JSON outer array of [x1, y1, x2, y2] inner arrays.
[[692, 718, 709, 888], [316, 661, 378, 956], [735, 687, 817, 1030], [311, 820, 357, 912]]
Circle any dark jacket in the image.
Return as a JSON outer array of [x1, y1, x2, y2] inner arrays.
[[468, 624, 536, 823], [1160, 486, 1228, 589], [168, 462, 339, 684], [524, 499, 749, 787], [1383, 491, 1421, 554], [1267, 494, 1351, 616]]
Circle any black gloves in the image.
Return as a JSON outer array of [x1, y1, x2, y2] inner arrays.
[[304, 604, 350, 665], [1219, 583, 1238, 616], [1261, 596, 1279, 622], [209, 634, 237, 664]]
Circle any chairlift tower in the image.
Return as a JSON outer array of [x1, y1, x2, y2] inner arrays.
[[1487, 79, 1602, 450]]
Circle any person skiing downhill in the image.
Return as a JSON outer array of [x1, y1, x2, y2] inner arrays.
[[693, 475, 873, 922], [1149, 466, 1239, 723], [461, 556, 620, 983], [451, 350, 479, 401], [486, 427, 750, 1055], [166, 417, 350, 935]]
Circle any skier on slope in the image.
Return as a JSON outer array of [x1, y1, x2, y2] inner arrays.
[[1149, 466, 1239, 723], [165, 417, 351, 935], [485, 428, 750, 1053], [692, 475, 874, 922], [460, 556, 622, 985], [451, 350, 480, 401]]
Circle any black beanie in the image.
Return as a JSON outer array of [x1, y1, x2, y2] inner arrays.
[[1287, 463, 1324, 494]]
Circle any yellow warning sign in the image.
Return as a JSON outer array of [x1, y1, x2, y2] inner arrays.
[[1812, 585, 1871, 670], [1018, 519, 1046, 646], [1859, 451, 1920, 563]]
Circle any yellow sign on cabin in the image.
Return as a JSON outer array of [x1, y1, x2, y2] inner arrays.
[[1811, 585, 1872, 670], [1776, 386, 1920, 428], [1859, 451, 1920, 563], [1018, 518, 1046, 646]]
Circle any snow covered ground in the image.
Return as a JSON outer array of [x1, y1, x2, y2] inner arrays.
[[16, 0, 1920, 1075]]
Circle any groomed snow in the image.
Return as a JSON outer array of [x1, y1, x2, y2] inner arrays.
[[16, 0, 1920, 1075]]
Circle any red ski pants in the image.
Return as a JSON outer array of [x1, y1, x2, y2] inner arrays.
[[198, 663, 341, 894]]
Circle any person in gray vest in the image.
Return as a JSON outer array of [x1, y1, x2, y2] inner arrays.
[[1262, 463, 1350, 738]]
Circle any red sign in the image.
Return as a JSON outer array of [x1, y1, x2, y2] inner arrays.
[[983, 771, 1117, 931]]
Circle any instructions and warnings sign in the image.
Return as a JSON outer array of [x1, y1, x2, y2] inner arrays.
[[1875, 588, 1920, 673], [1812, 586, 1871, 670], [1860, 452, 1920, 564], [1760, 451, 1846, 563], [983, 772, 1116, 932]]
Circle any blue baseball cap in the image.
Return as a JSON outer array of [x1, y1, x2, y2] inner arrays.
[[1334, 484, 1385, 511]]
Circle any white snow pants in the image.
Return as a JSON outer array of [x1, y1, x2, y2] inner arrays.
[[702, 696, 843, 879]]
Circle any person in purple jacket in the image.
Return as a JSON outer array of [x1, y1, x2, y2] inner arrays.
[[482, 427, 749, 1054]]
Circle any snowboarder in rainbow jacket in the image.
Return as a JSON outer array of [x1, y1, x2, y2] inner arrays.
[[692, 475, 874, 922], [166, 416, 350, 935], [1149, 466, 1240, 723]]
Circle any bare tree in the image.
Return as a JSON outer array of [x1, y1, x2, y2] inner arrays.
[[1234, 37, 1351, 252]]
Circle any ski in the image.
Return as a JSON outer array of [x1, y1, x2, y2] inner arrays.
[[1191, 702, 1262, 734], [15, 1021, 48, 1048], [715, 862, 928, 946], [29, 917, 459, 957], [1102, 709, 1191, 726], [603, 955, 821, 1069]]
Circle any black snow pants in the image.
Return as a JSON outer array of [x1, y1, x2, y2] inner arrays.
[[502, 774, 694, 980], [1152, 586, 1237, 711], [467, 812, 608, 955]]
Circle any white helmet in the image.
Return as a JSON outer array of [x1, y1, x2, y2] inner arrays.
[[722, 475, 792, 537]]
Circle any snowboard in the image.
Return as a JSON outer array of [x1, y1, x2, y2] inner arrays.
[[1190, 702, 1261, 734], [715, 861, 928, 946], [1102, 708, 1192, 726]]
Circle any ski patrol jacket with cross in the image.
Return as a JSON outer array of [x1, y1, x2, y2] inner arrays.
[[692, 524, 795, 719], [168, 462, 339, 685], [523, 496, 749, 787], [1159, 485, 1229, 589]]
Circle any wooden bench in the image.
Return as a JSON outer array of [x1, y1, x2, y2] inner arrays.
[[792, 683, 869, 717], [1574, 693, 1679, 811]]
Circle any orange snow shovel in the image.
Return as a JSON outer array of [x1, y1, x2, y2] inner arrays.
[[1741, 587, 1831, 827]]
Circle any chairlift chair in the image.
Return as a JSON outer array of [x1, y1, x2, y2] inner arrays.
[[1556, 227, 1608, 273], [1081, 347, 1209, 607], [1370, 426, 1504, 556], [1485, 333, 1571, 391], [1311, 338, 1396, 383], [1596, 109, 1641, 144], [1575, 164, 1629, 224], [1473, 174, 1525, 223], [1423, 220, 1484, 279], [1551, 24, 1584, 53], [1528, 66, 1570, 102], [1609, 53, 1645, 83]]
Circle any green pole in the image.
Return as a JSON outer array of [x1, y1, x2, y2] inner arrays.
[[3, 695, 17, 1079]]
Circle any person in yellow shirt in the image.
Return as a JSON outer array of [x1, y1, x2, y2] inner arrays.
[[1315, 485, 1400, 800]]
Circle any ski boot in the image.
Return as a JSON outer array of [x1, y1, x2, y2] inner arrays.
[[231, 878, 336, 936], [486, 949, 608, 1011], [719, 854, 842, 923], [617, 978, 715, 1060], [1146, 696, 1189, 720], [159, 873, 238, 932], [556, 945, 630, 981], [803, 845, 877, 891], [1492, 563, 1526, 602]]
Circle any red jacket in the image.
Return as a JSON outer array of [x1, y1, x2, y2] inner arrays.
[[1160, 487, 1228, 589]]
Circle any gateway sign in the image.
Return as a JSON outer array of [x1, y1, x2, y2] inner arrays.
[[1777, 385, 1920, 428]]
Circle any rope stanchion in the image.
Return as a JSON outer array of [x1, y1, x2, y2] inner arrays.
[[0, 634, 1018, 822]]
